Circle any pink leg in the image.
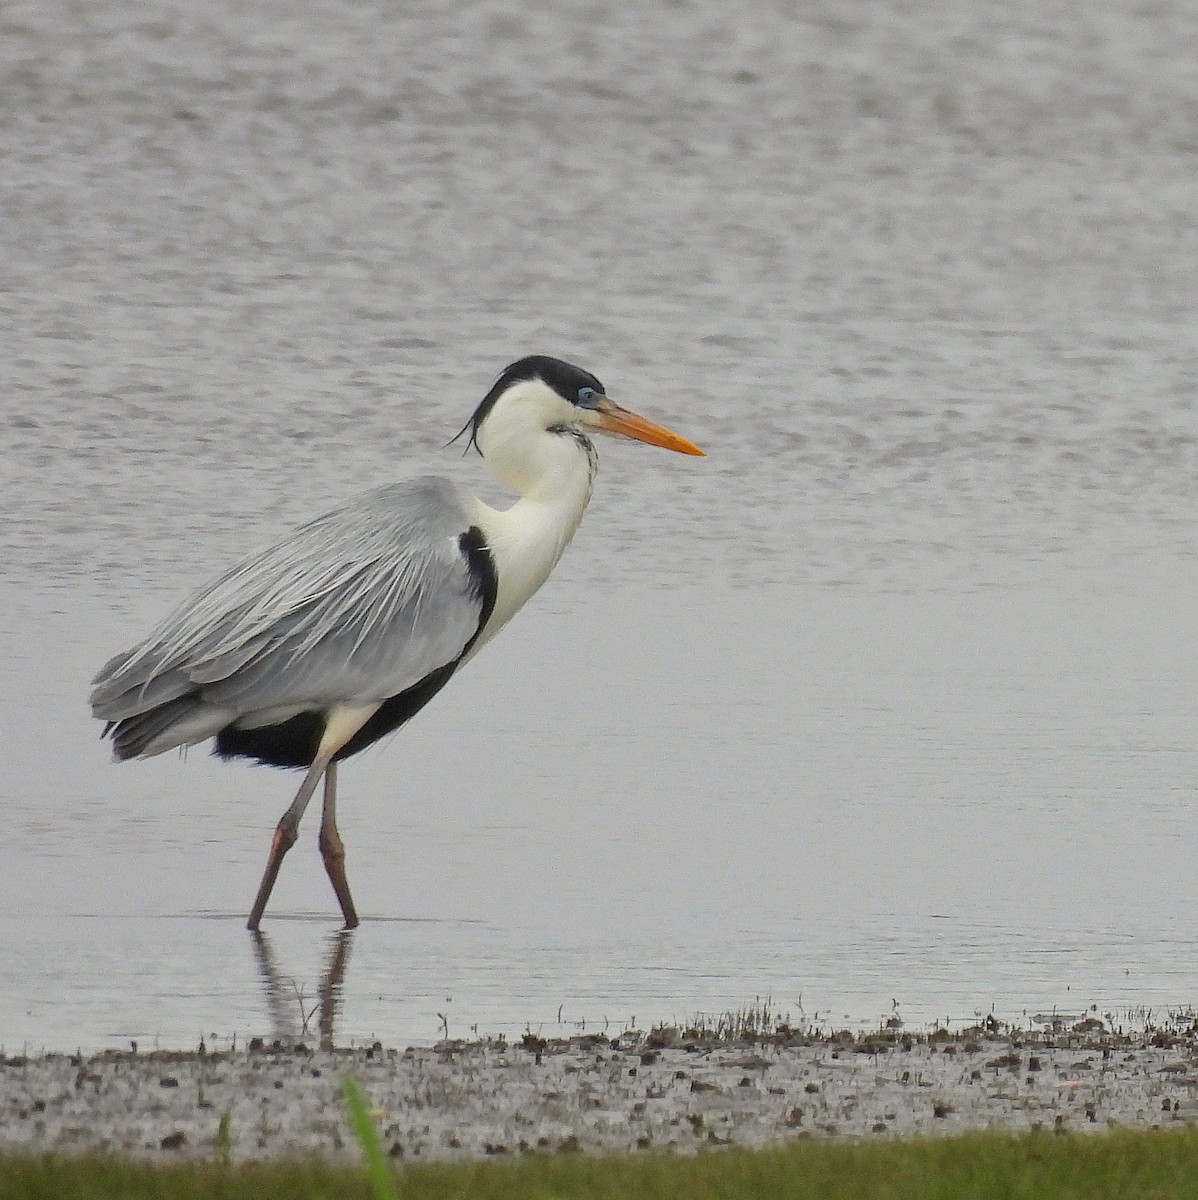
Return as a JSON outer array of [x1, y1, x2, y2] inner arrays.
[[247, 755, 329, 931], [318, 761, 360, 930]]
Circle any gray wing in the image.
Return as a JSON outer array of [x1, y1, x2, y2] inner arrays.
[[90, 477, 486, 724]]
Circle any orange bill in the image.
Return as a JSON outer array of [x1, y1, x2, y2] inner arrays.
[[595, 398, 705, 456]]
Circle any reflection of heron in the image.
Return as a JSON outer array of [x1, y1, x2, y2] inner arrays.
[[90, 356, 704, 930], [251, 929, 352, 1051]]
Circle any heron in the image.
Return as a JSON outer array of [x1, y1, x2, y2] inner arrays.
[[89, 355, 704, 930]]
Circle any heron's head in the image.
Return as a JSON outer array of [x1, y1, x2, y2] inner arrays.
[[455, 356, 704, 463]]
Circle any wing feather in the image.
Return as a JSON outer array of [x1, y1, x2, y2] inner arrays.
[[90, 478, 487, 725]]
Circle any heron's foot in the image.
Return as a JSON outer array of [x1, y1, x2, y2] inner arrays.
[[319, 827, 360, 930]]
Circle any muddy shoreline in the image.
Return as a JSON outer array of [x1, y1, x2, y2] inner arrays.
[[4, 1019, 1198, 1161]]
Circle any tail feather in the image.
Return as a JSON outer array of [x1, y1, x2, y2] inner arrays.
[[106, 693, 224, 760]]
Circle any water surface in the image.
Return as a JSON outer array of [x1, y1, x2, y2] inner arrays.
[[2, 0, 1197, 1049]]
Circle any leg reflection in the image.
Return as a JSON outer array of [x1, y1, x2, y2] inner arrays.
[[250, 928, 354, 1051], [318, 929, 353, 1051]]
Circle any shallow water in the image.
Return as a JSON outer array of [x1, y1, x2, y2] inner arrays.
[[2, 0, 1197, 1049]]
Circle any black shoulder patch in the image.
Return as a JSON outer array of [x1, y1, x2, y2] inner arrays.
[[459, 526, 498, 652]]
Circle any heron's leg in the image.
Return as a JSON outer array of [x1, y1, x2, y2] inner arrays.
[[318, 762, 360, 930], [247, 755, 329, 931]]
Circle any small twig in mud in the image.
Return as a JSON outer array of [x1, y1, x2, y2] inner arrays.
[[291, 983, 319, 1037]]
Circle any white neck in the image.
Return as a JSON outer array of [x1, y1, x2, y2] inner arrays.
[[467, 420, 597, 654]]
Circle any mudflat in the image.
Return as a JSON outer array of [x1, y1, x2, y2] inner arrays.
[[3, 1020, 1196, 1162]]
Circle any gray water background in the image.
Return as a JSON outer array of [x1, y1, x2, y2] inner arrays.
[[2, 0, 1197, 1049]]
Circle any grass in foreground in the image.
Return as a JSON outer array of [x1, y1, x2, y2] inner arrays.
[[341, 1075, 399, 1200], [5, 1127, 1198, 1200]]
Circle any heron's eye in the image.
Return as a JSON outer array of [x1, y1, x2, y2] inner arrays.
[[576, 386, 599, 408]]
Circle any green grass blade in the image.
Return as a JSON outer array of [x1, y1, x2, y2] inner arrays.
[[215, 1110, 232, 1168], [341, 1075, 399, 1200]]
